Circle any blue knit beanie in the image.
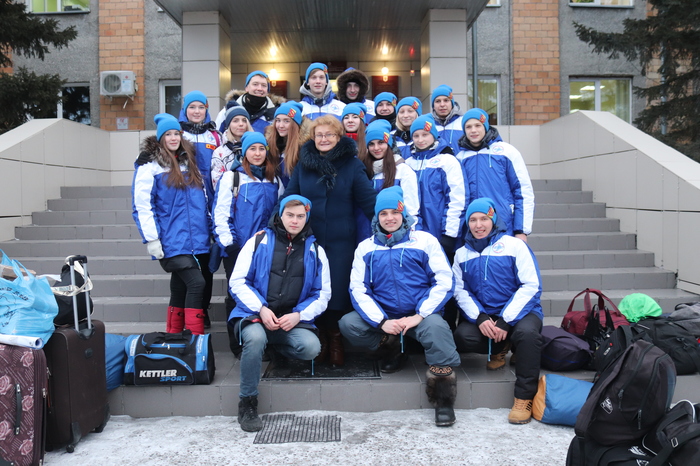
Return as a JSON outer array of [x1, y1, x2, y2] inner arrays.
[[431, 85, 454, 108], [375, 186, 406, 218], [241, 131, 268, 157], [279, 195, 312, 220], [374, 92, 397, 108], [462, 108, 490, 132], [396, 97, 422, 116], [223, 106, 250, 132], [245, 70, 270, 91], [410, 114, 438, 140], [365, 120, 393, 146], [341, 103, 368, 121], [154, 113, 181, 141], [466, 198, 498, 226], [274, 102, 303, 126], [182, 90, 208, 110], [305, 63, 329, 83]]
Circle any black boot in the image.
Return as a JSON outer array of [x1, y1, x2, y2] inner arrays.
[[377, 335, 406, 373], [237, 396, 263, 432], [426, 366, 457, 427]]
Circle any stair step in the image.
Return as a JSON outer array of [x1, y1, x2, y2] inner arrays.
[[15, 224, 141, 241], [532, 217, 620, 234], [540, 289, 698, 317], [531, 179, 582, 192], [14, 256, 163, 275], [539, 268, 677, 292], [535, 203, 607, 219], [32, 210, 134, 226], [60, 186, 131, 199], [536, 250, 654, 270], [94, 296, 229, 323], [532, 191, 593, 204], [0, 239, 145, 257], [47, 197, 131, 211], [87, 273, 228, 298], [529, 232, 635, 251]]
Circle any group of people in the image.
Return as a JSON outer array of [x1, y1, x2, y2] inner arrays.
[[131, 62, 542, 434]]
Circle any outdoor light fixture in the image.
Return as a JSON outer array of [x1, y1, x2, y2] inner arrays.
[[269, 68, 279, 86], [381, 66, 389, 82]]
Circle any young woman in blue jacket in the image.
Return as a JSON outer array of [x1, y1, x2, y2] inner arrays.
[[132, 114, 211, 335], [266, 102, 304, 186]]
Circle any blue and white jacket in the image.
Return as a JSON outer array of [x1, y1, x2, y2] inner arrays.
[[434, 105, 464, 154], [211, 167, 284, 251], [179, 109, 221, 210], [405, 140, 466, 239], [299, 85, 345, 120], [453, 229, 542, 326], [132, 136, 211, 259], [372, 162, 420, 221], [456, 131, 534, 236], [350, 223, 454, 327], [228, 228, 331, 324]]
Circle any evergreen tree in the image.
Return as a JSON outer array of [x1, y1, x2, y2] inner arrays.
[[574, 0, 700, 160], [0, 0, 77, 134]]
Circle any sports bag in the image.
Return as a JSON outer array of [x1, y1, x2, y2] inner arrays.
[[566, 436, 654, 466], [643, 400, 700, 466], [532, 374, 593, 427], [540, 326, 592, 371], [633, 317, 700, 375], [124, 330, 215, 385], [561, 288, 629, 337], [575, 339, 676, 446]]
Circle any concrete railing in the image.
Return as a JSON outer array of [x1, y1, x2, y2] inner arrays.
[[2, 112, 699, 294]]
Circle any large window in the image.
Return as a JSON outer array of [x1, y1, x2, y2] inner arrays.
[[467, 78, 500, 125], [569, 78, 631, 123], [27, 0, 89, 13], [569, 0, 633, 7], [49, 85, 91, 124], [160, 81, 182, 118]]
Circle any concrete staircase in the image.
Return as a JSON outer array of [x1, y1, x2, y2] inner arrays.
[[2, 180, 698, 417]]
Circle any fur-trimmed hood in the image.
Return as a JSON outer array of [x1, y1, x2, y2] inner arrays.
[[336, 68, 369, 104], [224, 89, 287, 106], [298, 136, 358, 189], [139, 135, 193, 168]]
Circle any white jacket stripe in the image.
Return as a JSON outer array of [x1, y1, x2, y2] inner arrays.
[[212, 171, 235, 248], [298, 245, 332, 322], [133, 163, 160, 243], [417, 235, 454, 318], [507, 147, 535, 235], [501, 241, 540, 323], [349, 244, 387, 325], [444, 156, 466, 238], [229, 234, 266, 314]]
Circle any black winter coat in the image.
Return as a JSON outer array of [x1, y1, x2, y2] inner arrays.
[[283, 136, 376, 311]]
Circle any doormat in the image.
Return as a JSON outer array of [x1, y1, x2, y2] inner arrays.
[[253, 413, 341, 444], [262, 353, 381, 380]]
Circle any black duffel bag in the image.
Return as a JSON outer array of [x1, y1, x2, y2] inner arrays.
[[51, 258, 93, 326]]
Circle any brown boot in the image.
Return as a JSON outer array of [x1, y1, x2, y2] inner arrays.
[[328, 330, 345, 367], [166, 306, 185, 333], [508, 398, 533, 424], [486, 341, 511, 371], [315, 329, 329, 364]]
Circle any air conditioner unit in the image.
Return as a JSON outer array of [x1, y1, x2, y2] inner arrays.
[[100, 71, 136, 96]]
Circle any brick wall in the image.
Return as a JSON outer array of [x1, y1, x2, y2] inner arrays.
[[512, 0, 561, 125], [99, 0, 145, 131]]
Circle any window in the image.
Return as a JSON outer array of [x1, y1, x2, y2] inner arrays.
[[51, 85, 91, 125], [160, 81, 182, 118], [27, 0, 89, 13], [569, 78, 631, 123], [467, 78, 500, 125], [569, 0, 633, 7], [486, 0, 501, 6]]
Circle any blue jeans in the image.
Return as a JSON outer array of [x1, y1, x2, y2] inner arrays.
[[339, 311, 461, 367], [239, 322, 321, 398]]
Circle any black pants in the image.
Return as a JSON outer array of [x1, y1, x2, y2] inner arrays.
[[223, 246, 241, 355], [165, 264, 206, 310], [454, 313, 543, 400], [197, 253, 213, 312]]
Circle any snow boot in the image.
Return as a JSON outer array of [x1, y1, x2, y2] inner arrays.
[[238, 396, 263, 432], [508, 397, 533, 425], [426, 366, 457, 427], [166, 306, 185, 333], [184, 308, 205, 335], [328, 330, 345, 368]]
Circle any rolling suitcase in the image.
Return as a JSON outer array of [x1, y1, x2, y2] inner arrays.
[[43, 255, 109, 453], [0, 344, 48, 466]]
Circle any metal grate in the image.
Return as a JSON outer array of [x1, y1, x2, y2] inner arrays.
[[253, 414, 342, 444]]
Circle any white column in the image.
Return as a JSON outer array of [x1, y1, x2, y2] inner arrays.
[[420, 9, 469, 112], [181, 11, 231, 117]]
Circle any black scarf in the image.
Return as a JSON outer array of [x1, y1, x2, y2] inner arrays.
[[180, 121, 216, 135], [242, 94, 268, 116], [298, 137, 357, 190]]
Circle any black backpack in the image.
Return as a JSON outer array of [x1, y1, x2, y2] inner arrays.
[[566, 436, 653, 466], [575, 339, 677, 446], [643, 400, 700, 466], [591, 325, 651, 374], [633, 317, 700, 375]]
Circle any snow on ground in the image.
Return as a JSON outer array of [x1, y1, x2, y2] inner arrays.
[[44, 408, 575, 465]]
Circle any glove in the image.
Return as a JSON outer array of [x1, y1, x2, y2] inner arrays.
[[135, 151, 152, 166], [225, 243, 240, 259], [439, 235, 457, 255], [147, 239, 164, 259]]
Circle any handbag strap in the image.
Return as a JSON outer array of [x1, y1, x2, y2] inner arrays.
[[143, 330, 195, 355], [648, 428, 700, 466]]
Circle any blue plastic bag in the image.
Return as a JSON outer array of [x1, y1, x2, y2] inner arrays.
[[0, 250, 58, 347]]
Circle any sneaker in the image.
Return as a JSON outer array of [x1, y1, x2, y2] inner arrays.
[[238, 396, 263, 432], [508, 397, 533, 424], [486, 341, 511, 371]]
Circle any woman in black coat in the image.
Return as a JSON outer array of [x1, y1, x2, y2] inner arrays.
[[282, 114, 377, 367]]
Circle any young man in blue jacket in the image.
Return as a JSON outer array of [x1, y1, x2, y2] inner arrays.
[[340, 186, 461, 427], [228, 195, 331, 432], [452, 198, 543, 425]]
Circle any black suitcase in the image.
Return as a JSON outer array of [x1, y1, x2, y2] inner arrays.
[[0, 344, 48, 466], [43, 255, 109, 453]]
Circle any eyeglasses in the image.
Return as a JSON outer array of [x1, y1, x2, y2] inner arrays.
[[314, 133, 338, 140]]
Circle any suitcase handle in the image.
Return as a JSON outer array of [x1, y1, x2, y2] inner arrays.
[[66, 255, 88, 265], [13, 384, 22, 435]]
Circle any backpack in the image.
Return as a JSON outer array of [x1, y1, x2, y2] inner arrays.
[[633, 317, 700, 375], [643, 400, 700, 466], [566, 436, 654, 466], [670, 302, 700, 338], [590, 324, 651, 374], [575, 339, 676, 446]]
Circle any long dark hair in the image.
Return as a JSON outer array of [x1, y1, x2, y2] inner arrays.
[[242, 145, 278, 182], [265, 119, 301, 177], [370, 145, 398, 189], [161, 137, 203, 189]]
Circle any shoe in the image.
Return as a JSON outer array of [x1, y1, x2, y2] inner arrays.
[[486, 341, 511, 371], [315, 329, 329, 364], [184, 308, 205, 335], [166, 306, 185, 333], [238, 396, 263, 432], [381, 352, 407, 373], [426, 366, 457, 427], [378, 336, 405, 373], [508, 398, 533, 425], [328, 330, 345, 368], [510, 351, 517, 366]]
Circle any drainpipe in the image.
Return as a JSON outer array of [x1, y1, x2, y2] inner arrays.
[[472, 19, 478, 108]]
